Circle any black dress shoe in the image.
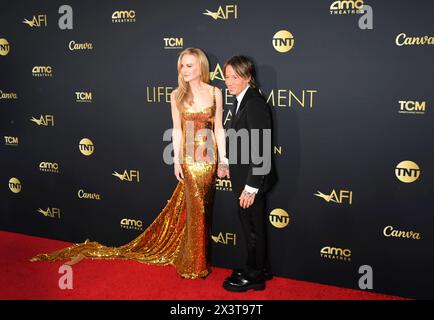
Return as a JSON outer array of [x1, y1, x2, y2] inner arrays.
[[230, 268, 273, 281], [222, 274, 265, 292]]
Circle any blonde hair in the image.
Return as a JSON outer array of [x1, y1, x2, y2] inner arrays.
[[175, 48, 210, 109]]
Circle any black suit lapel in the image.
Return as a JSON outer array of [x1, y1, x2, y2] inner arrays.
[[230, 87, 253, 129]]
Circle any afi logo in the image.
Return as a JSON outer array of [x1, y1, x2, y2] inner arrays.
[[23, 15, 47, 27], [315, 189, 353, 204], [203, 5, 237, 20], [211, 232, 236, 246], [112, 170, 140, 182], [30, 115, 55, 126]]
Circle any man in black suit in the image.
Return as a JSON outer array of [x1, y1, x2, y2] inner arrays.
[[219, 56, 277, 292]]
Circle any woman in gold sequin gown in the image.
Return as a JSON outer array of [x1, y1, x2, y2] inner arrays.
[[30, 48, 229, 279]]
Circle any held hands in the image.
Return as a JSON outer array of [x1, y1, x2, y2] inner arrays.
[[174, 163, 184, 183], [217, 162, 230, 178], [239, 190, 256, 209]]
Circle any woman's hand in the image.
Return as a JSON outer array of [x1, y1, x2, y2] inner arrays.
[[174, 163, 184, 183], [217, 163, 230, 178]]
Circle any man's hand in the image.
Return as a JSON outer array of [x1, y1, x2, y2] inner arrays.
[[239, 190, 256, 209]]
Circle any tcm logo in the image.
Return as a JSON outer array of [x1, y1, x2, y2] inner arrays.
[[23, 14, 47, 27], [211, 232, 236, 246], [210, 64, 225, 81], [112, 170, 140, 182], [30, 115, 55, 126], [9, 177, 21, 193], [320, 246, 351, 261], [215, 178, 232, 191], [0, 90, 18, 99], [203, 5, 238, 20], [395, 160, 420, 183], [75, 91, 92, 103], [398, 101, 426, 115], [79, 138, 94, 156], [39, 161, 60, 173], [69, 41, 93, 51], [32, 66, 53, 77], [269, 209, 290, 228], [383, 225, 421, 240], [330, 0, 364, 14], [146, 86, 174, 103], [314, 189, 353, 205], [37, 207, 61, 219], [4, 136, 19, 146], [78, 189, 101, 200], [272, 30, 294, 53], [0, 38, 10, 56], [112, 10, 136, 23], [163, 38, 183, 49], [120, 218, 143, 230]]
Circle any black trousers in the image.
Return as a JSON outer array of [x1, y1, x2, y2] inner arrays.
[[238, 192, 269, 278]]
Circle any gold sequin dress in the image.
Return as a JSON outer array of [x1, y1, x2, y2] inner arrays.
[[31, 90, 218, 279]]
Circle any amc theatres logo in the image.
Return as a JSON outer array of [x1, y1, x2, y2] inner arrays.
[[32, 66, 53, 77], [112, 10, 136, 23], [215, 178, 232, 191], [39, 161, 60, 173], [120, 218, 143, 230], [320, 246, 351, 261]]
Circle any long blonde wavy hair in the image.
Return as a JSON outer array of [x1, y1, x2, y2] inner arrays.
[[174, 48, 210, 109]]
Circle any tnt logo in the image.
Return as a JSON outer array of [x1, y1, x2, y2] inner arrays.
[[8, 177, 21, 193], [30, 115, 55, 126], [75, 92, 92, 102], [23, 14, 47, 27], [399, 101, 426, 114], [79, 138, 94, 156], [203, 5, 237, 20], [0, 38, 10, 56], [395, 160, 420, 183], [112, 170, 140, 182], [269, 209, 290, 228], [163, 38, 183, 49], [272, 30, 294, 53]]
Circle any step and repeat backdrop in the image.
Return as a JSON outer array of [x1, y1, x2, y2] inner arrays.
[[1, 0, 433, 299]]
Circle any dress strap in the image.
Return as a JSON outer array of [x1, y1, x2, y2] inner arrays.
[[212, 86, 216, 107]]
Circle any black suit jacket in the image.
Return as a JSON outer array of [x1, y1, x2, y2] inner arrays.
[[226, 87, 278, 197]]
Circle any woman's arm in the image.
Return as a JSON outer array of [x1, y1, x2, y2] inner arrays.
[[213, 87, 227, 164], [171, 91, 184, 183]]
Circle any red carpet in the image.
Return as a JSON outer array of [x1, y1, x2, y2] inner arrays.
[[0, 231, 406, 300]]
